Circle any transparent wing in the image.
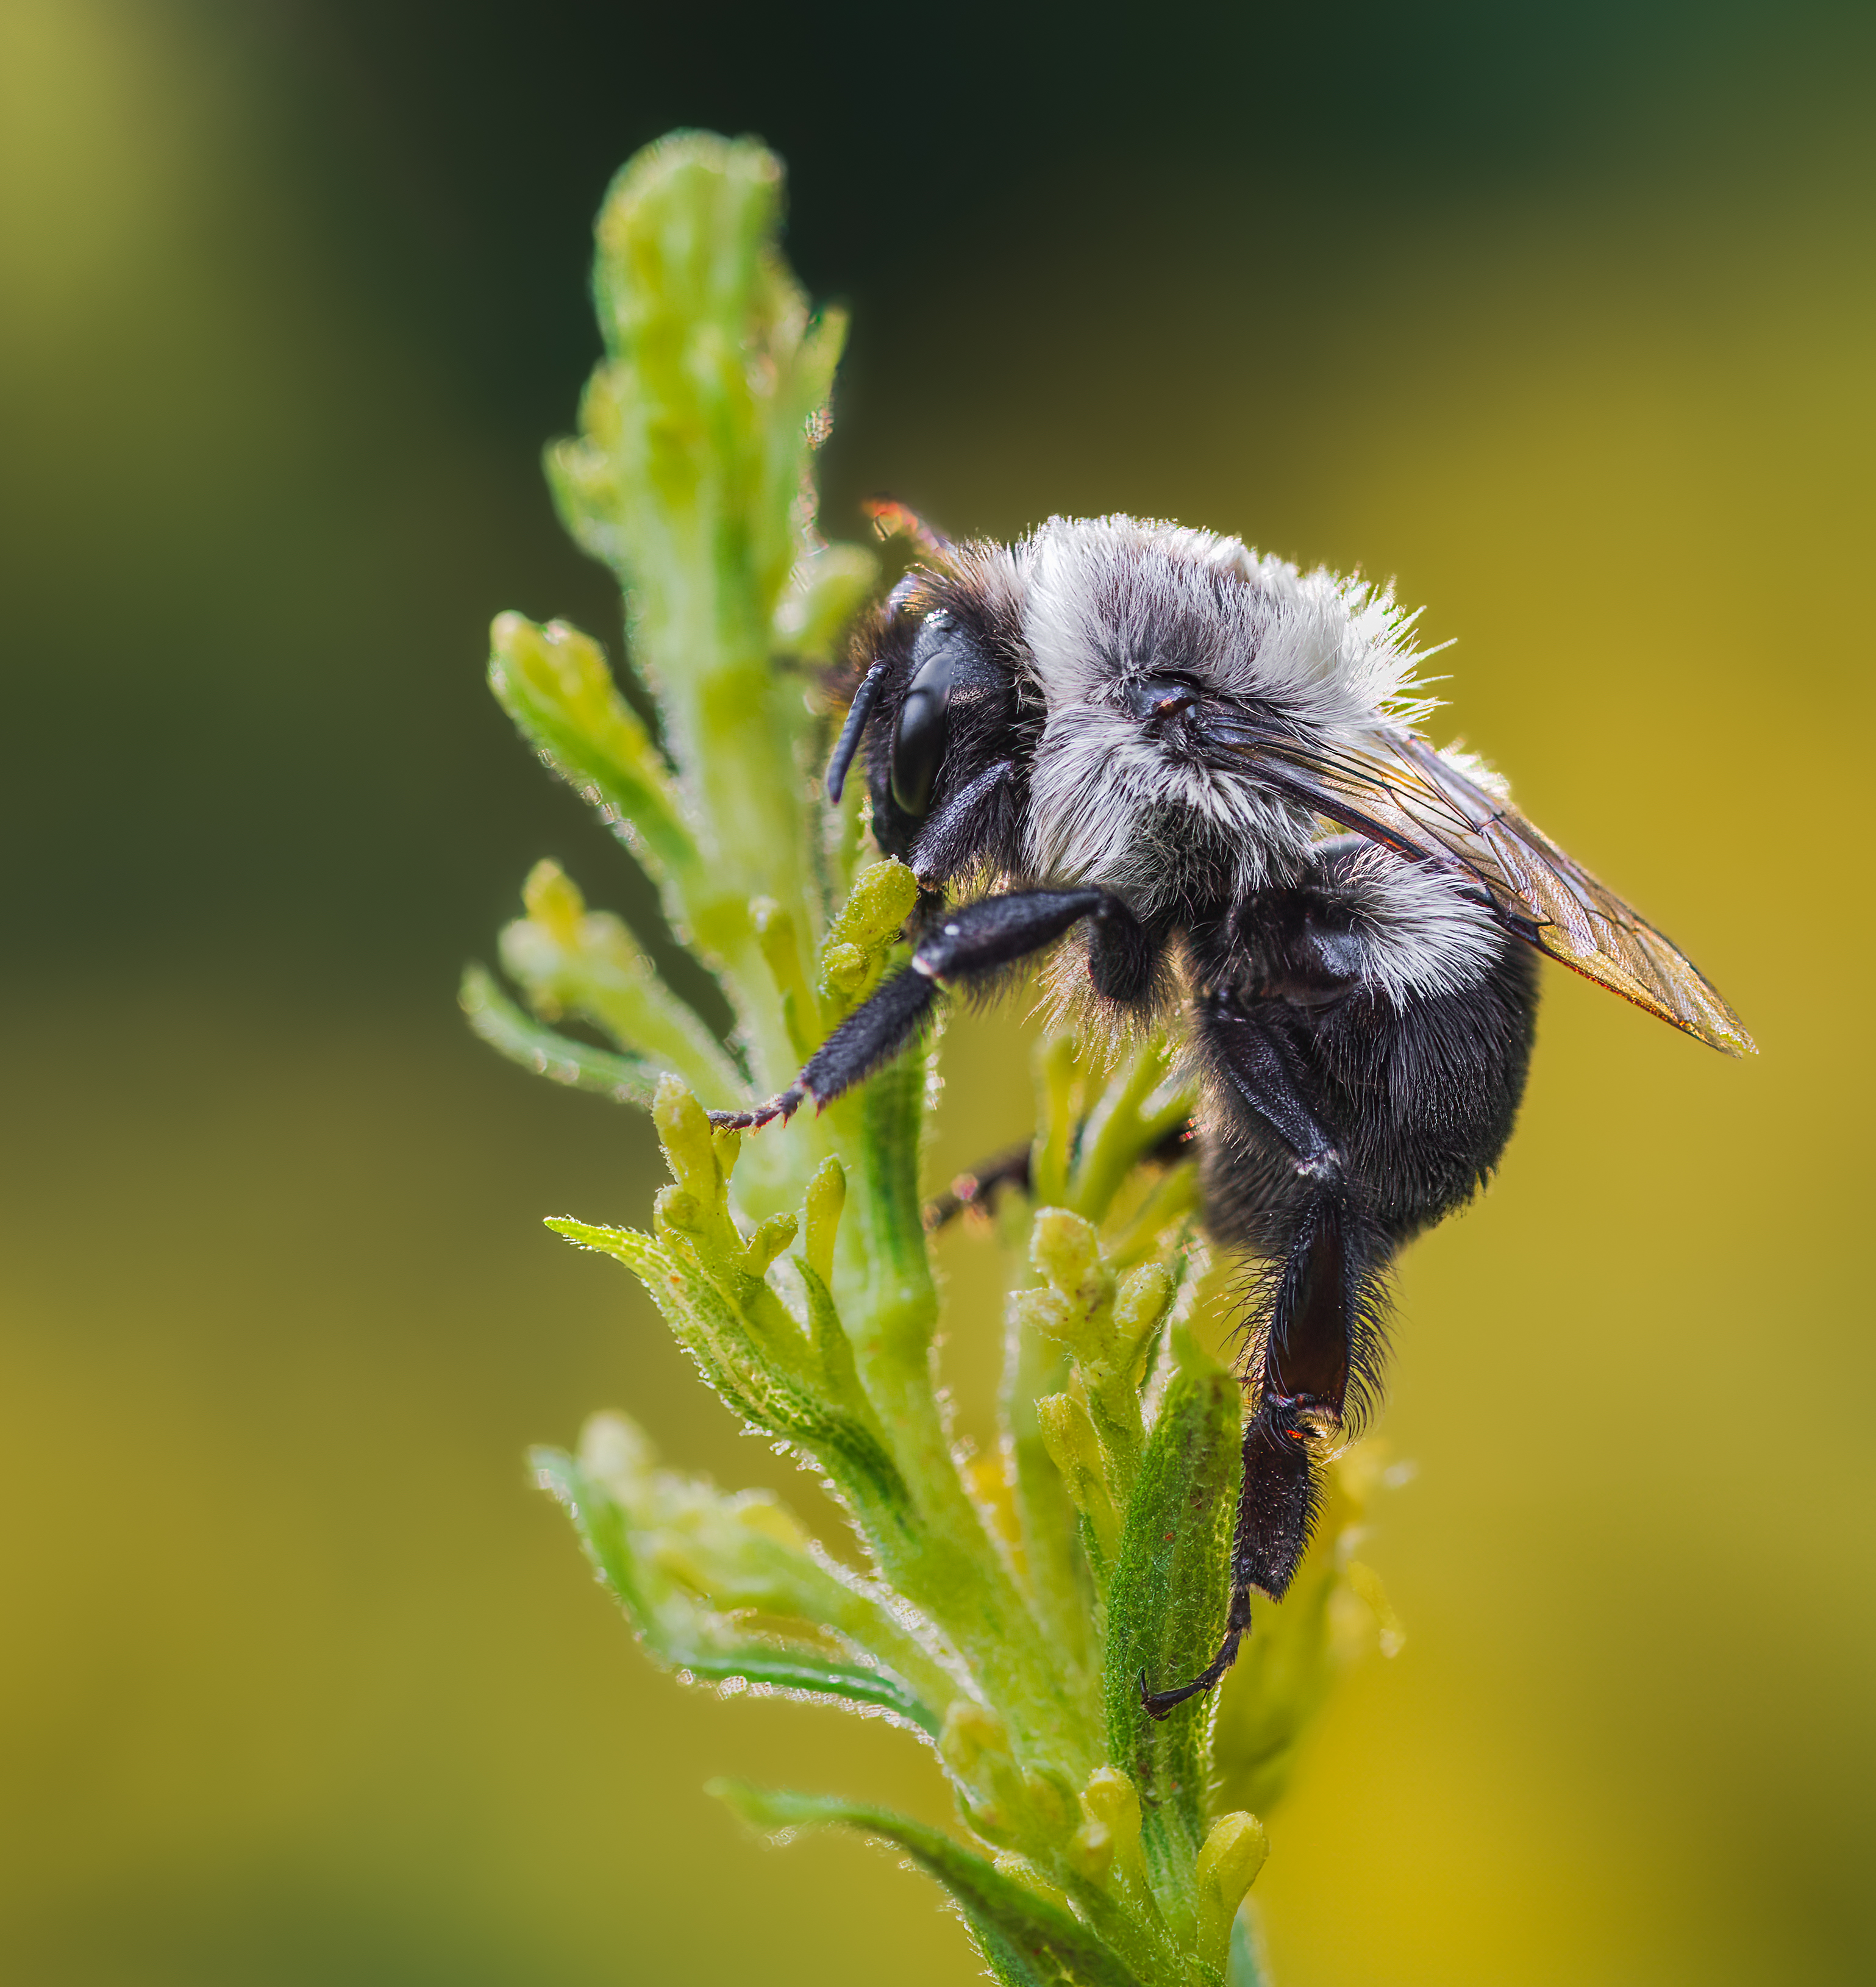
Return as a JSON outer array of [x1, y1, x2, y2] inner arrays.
[[1232, 722, 1754, 1056]]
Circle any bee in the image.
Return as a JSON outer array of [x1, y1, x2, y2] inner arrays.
[[716, 513, 1752, 1714]]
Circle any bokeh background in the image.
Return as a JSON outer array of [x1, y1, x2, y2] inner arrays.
[[2, 2, 1871, 1982]]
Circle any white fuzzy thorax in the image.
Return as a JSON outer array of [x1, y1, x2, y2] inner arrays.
[[1007, 515, 1438, 913], [974, 514, 1503, 1002]]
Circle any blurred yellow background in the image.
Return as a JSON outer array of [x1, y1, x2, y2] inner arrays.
[[1, 2, 1870, 1983]]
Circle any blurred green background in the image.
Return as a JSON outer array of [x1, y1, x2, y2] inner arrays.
[[1, 1, 1871, 1982]]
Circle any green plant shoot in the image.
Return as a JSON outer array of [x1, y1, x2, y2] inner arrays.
[[466, 130, 1405, 1987]]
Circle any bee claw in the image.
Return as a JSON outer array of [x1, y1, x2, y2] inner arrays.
[[707, 1087, 804, 1133]]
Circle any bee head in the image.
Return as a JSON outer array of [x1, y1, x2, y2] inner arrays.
[[832, 546, 1035, 882]]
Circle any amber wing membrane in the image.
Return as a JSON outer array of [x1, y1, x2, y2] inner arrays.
[[1244, 725, 1753, 1056]]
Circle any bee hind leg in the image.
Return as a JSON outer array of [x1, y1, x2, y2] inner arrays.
[[1140, 1185, 1361, 1718], [1143, 991, 1394, 1713]]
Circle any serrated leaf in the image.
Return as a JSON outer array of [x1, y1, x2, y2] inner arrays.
[[709, 1782, 1148, 1987], [548, 1219, 917, 1546]]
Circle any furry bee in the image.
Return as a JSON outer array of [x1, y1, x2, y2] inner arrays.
[[716, 513, 1752, 1714]]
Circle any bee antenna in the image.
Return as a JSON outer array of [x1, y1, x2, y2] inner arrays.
[[825, 660, 890, 804]]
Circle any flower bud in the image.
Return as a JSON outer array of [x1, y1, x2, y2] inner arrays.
[[521, 857, 587, 940], [654, 1186, 703, 1237], [741, 1211, 797, 1279], [938, 1696, 1008, 1778], [1068, 1766, 1142, 1886], [577, 1410, 657, 1505], [1011, 1286, 1075, 1346], [1196, 1810, 1269, 1952], [1029, 1206, 1105, 1311], [1019, 1765, 1077, 1842], [1112, 1263, 1175, 1380], [801, 1155, 846, 1286], [653, 1073, 719, 1199], [1079, 1766, 1141, 1847], [818, 859, 918, 1010], [1036, 1393, 1120, 1555], [940, 1699, 1024, 1839], [821, 941, 867, 993]]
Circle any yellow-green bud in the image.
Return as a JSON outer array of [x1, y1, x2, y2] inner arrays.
[[1019, 1765, 1077, 1842], [1068, 1767, 1143, 1887], [1036, 1393, 1119, 1549], [577, 1410, 656, 1507], [653, 1074, 721, 1204], [521, 857, 586, 940], [1037, 1393, 1102, 1481], [1011, 1286, 1075, 1346], [751, 897, 818, 1058], [938, 1697, 1009, 1778], [818, 859, 917, 1010], [821, 941, 868, 993], [1079, 1766, 1141, 1849], [1195, 1810, 1269, 1955], [801, 1155, 846, 1286], [829, 857, 918, 952], [1066, 1818, 1114, 1885], [1113, 1262, 1174, 1357], [654, 1186, 703, 1236], [727, 1490, 811, 1552], [1347, 1559, 1407, 1658], [1030, 1205, 1105, 1308], [741, 1211, 797, 1279]]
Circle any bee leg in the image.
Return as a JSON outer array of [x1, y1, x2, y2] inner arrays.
[[908, 760, 1019, 880], [1140, 1211, 1350, 1719], [922, 1141, 1033, 1233], [1144, 997, 1377, 1716], [1140, 1583, 1253, 1719], [1235, 1182, 1356, 1597], [910, 886, 1115, 980], [925, 1112, 1192, 1233], [709, 966, 938, 1129], [712, 888, 1121, 1130], [1141, 1191, 1360, 1720]]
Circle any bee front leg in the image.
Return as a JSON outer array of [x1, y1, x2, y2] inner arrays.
[[710, 888, 1121, 1130]]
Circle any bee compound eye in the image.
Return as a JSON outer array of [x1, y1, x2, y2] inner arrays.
[[890, 655, 952, 818]]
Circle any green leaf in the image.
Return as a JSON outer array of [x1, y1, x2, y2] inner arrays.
[[548, 1216, 917, 1549], [708, 1782, 1149, 1987], [486, 613, 699, 888], [1104, 1343, 1243, 1850], [499, 860, 746, 1105], [458, 965, 656, 1104], [535, 1443, 942, 1735]]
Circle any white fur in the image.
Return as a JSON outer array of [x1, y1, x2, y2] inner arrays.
[[956, 514, 1503, 1004], [1330, 844, 1503, 1006], [1009, 515, 1439, 913]]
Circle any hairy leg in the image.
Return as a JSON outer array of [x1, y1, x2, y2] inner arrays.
[[1142, 993, 1389, 1718], [710, 888, 1140, 1129]]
